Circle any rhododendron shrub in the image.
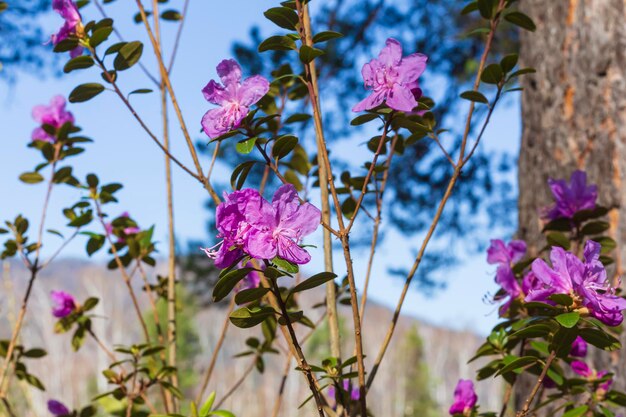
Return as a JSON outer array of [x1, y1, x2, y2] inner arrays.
[[1, 1, 624, 417]]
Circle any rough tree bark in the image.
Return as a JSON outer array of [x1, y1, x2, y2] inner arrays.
[[516, 0, 626, 409]]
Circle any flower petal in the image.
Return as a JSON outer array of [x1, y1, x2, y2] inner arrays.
[[378, 38, 402, 67], [276, 235, 311, 264], [216, 59, 242, 85], [202, 80, 230, 105], [238, 75, 270, 106], [385, 83, 418, 112], [245, 229, 277, 260], [396, 52, 428, 84]]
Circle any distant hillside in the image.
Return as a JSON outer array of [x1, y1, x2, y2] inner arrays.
[[1, 260, 503, 416]]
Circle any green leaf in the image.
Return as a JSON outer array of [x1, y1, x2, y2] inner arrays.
[[0, 2, 7, 12], [230, 306, 276, 328], [510, 323, 553, 339], [555, 312, 580, 328], [230, 161, 258, 190], [22, 348, 47, 358], [562, 405, 588, 417], [208, 411, 236, 417], [460, 90, 489, 104], [89, 26, 113, 47], [258, 35, 297, 52], [350, 113, 379, 125], [504, 11, 537, 32], [24, 373, 45, 390], [72, 325, 86, 351], [548, 293, 573, 307], [579, 327, 621, 351], [495, 356, 539, 376], [481, 63, 503, 85], [64, 55, 95, 73], [19, 172, 44, 184], [236, 137, 257, 154], [312, 31, 343, 43], [546, 232, 571, 250], [114, 41, 144, 71], [264, 7, 299, 30], [82, 297, 99, 311], [86, 235, 105, 256], [290, 272, 337, 294], [272, 257, 298, 273], [508, 68, 536, 79], [341, 197, 357, 219], [235, 287, 270, 305], [460, 1, 478, 15], [299, 45, 325, 64], [580, 221, 610, 235], [284, 113, 311, 124], [272, 135, 298, 159], [199, 391, 216, 416], [160, 9, 182, 21], [69, 83, 105, 103], [500, 53, 518, 73], [129, 88, 153, 96], [213, 268, 255, 302], [477, 0, 493, 19]]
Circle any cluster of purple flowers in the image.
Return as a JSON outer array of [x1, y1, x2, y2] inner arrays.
[[488, 171, 625, 325], [51, 0, 83, 58], [202, 184, 321, 268], [449, 379, 477, 416], [528, 240, 626, 326], [567, 337, 614, 393], [31, 96, 75, 143]]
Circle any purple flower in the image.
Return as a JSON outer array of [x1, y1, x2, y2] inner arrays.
[[487, 239, 526, 315], [570, 336, 587, 357], [542, 170, 597, 220], [202, 189, 257, 268], [31, 96, 75, 143], [353, 38, 427, 113], [203, 185, 320, 267], [51, 0, 84, 58], [201, 59, 270, 139], [50, 291, 76, 318], [328, 380, 360, 407], [104, 212, 141, 243], [526, 241, 626, 326], [449, 379, 477, 416], [48, 400, 70, 416], [244, 184, 321, 265], [571, 362, 613, 392], [487, 239, 526, 266]]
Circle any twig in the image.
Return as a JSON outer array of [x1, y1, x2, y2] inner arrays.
[[271, 353, 292, 417], [214, 354, 259, 409], [167, 0, 191, 73], [516, 352, 556, 417], [94, 201, 152, 343], [359, 134, 398, 321]]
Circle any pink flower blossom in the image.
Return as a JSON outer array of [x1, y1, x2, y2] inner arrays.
[[487, 239, 526, 315], [526, 241, 626, 326], [570, 336, 587, 357], [449, 379, 477, 415], [31, 96, 75, 143], [51, 0, 83, 58], [201, 59, 270, 139], [202, 185, 320, 267], [48, 399, 70, 416], [542, 170, 597, 220], [50, 291, 76, 318], [353, 38, 427, 112]]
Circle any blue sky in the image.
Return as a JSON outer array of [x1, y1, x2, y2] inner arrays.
[[0, 0, 521, 335]]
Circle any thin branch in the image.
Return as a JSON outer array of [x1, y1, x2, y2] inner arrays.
[[0, 145, 60, 397], [95, 201, 152, 343], [516, 352, 556, 417], [429, 132, 456, 167], [271, 354, 292, 417], [92, 0, 159, 86], [359, 134, 398, 321], [167, 0, 191, 73], [214, 354, 259, 409], [40, 228, 80, 269]]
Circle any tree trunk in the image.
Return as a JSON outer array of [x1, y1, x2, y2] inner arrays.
[[517, 0, 626, 409]]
